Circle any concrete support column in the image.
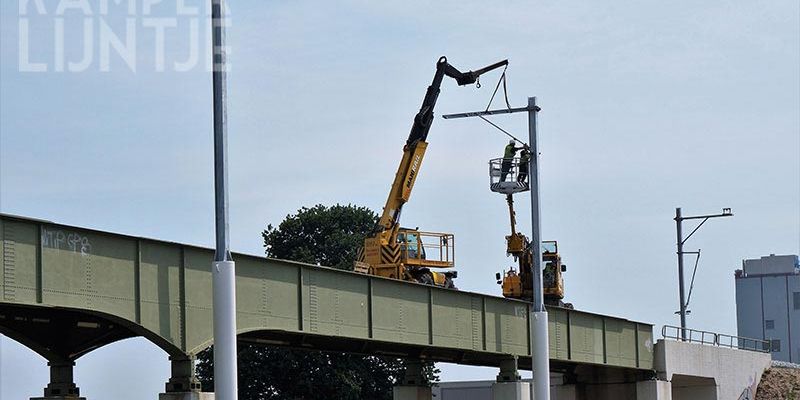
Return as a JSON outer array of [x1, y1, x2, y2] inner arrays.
[[497, 357, 522, 382], [636, 381, 672, 400], [492, 382, 530, 400], [31, 360, 85, 400], [159, 356, 212, 400], [393, 360, 432, 400], [554, 385, 577, 399], [492, 357, 529, 400], [164, 356, 202, 393]]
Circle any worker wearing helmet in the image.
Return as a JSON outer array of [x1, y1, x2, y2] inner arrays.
[[500, 140, 522, 182], [517, 146, 531, 184]]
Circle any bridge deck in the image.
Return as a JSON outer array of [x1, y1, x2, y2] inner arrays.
[[0, 214, 653, 372]]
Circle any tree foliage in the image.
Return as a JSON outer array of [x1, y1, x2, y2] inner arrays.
[[196, 204, 439, 400], [196, 347, 409, 400], [261, 204, 377, 271]]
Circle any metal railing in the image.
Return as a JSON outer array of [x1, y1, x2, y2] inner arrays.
[[397, 230, 455, 267], [488, 158, 530, 190], [662, 325, 771, 353]]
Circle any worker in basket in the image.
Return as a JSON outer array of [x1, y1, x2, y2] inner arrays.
[[517, 146, 531, 184], [501, 139, 523, 182]]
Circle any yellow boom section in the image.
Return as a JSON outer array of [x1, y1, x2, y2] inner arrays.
[[377, 141, 428, 244]]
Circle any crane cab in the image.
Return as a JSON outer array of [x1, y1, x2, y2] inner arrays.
[[542, 241, 566, 301], [358, 228, 457, 288], [488, 158, 530, 195]]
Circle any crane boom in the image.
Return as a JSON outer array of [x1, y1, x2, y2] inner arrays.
[[377, 57, 508, 239], [358, 56, 508, 287]]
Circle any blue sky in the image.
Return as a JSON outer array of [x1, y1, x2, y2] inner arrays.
[[1, 1, 799, 398]]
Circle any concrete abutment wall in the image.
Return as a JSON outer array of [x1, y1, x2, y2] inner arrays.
[[654, 339, 771, 400]]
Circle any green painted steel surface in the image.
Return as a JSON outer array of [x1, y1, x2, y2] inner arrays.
[[0, 214, 654, 370]]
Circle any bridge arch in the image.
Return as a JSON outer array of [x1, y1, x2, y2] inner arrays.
[[0, 302, 185, 363]]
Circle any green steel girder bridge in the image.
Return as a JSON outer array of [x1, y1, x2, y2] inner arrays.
[[0, 214, 654, 397]]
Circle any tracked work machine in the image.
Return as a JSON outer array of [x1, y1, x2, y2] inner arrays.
[[355, 56, 508, 288]]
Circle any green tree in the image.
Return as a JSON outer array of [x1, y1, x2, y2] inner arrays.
[[261, 204, 376, 271], [196, 204, 438, 400]]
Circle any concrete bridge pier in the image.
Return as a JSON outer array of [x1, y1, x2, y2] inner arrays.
[[159, 356, 213, 400], [31, 360, 85, 400], [393, 360, 432, 400], [492, 357, 529, 400]]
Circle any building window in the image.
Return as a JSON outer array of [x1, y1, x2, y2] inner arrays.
[[794, 292, 800, 310], [766, 320, 775, 330], [772, 339, 781, 352]]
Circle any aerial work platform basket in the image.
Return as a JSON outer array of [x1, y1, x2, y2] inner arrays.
[[488, 157, 530, 194]]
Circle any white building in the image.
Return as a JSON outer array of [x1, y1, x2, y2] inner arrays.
[[735, 254, 800, 362]]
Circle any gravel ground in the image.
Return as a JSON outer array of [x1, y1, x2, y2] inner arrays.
[[773, 361, 800, 370], [757, 367, 800, 400]]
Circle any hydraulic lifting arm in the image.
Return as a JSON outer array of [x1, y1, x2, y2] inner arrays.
[[376, 57, 509, 243], [500, 193, 568, 305]]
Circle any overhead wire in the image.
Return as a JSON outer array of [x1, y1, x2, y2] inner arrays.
[[478, 115, 526, 144]]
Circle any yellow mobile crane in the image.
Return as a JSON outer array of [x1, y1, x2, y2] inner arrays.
[[355, 56, 509, 288]]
